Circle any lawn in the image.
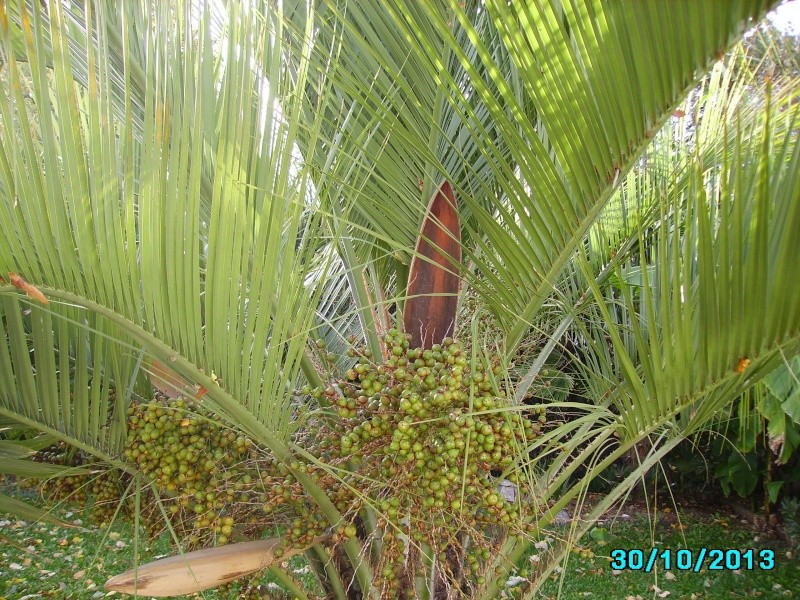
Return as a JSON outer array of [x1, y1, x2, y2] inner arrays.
[[1, 487, 798, 599], [0, 483, 310, 599], [526, 508, 800, 599]]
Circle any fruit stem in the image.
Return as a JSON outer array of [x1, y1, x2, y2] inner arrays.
[[414, 542, 435, 600], [267, 565, 313, 600], [306, 544, 349, 600]]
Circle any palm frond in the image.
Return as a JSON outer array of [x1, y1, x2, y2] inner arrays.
[[291, 1, 779, 354], [482, 62, 800, 600]]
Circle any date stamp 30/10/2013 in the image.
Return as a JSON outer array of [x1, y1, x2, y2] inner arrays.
[[609, 548, 776, 572]]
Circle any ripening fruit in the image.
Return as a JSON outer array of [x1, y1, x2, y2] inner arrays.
[[116, 332, 546, 595]]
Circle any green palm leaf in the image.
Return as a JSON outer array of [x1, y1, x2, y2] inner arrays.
[[294, 0, 779, 351], [488, 59, 800, 600]]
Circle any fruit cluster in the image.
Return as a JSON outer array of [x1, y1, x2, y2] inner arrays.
[[90, 470, 124, 526], [34, 330, 544, 599], [296, 329, 544, 595], [32, 440, 74, 466], [123, 397, 261, 547], [33, 441, 90, 506]]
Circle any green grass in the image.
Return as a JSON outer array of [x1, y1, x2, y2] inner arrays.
[[0, 484, 311, 600], [522, 511, 800, 599]]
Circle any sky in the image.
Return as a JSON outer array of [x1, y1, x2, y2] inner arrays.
[[769, 0, 800, 32]]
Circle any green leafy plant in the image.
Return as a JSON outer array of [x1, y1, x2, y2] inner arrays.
[[716, 450, 761, 499], [710, 357, 800, 507]]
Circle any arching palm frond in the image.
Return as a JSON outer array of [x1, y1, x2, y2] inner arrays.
[[492, 66, 800, 598]]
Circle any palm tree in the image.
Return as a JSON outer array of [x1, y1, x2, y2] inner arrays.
[[1, 1, 798, 598]]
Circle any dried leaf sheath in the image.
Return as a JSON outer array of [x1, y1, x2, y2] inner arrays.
[[403, 181, 462, 349], [105, 536, 328, 596]]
